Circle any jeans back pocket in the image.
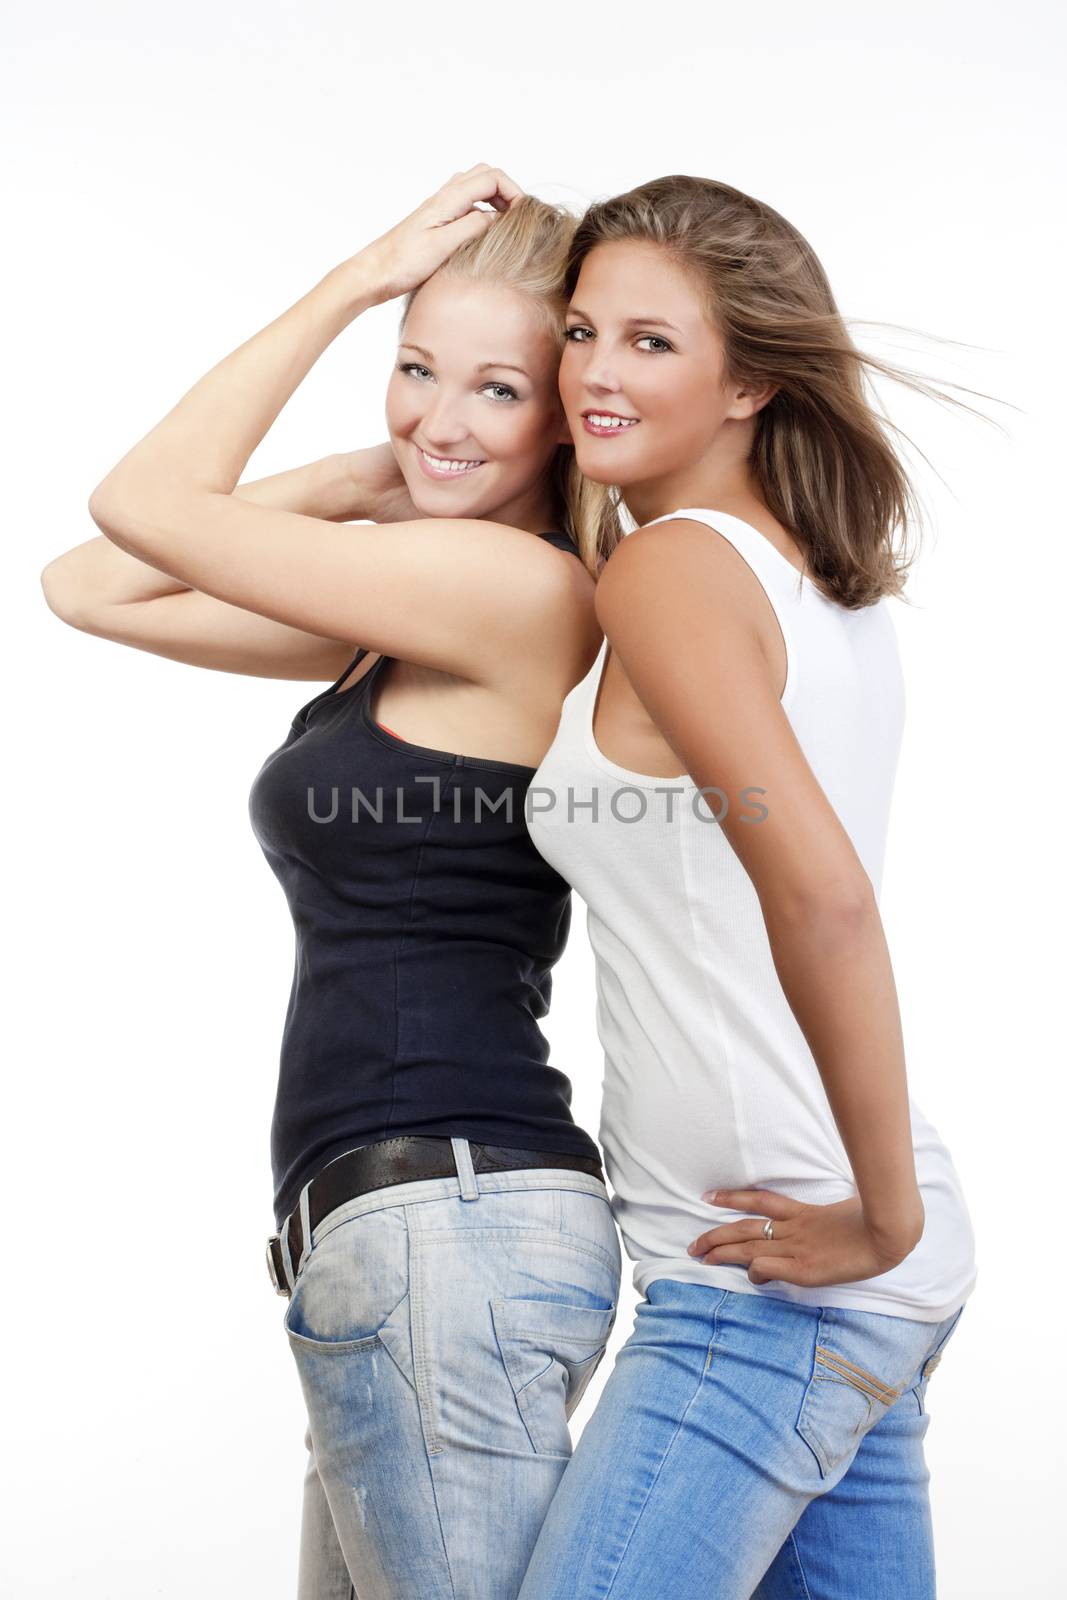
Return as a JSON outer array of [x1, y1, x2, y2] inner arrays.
[[490, 1296, 618, 1458], [795, 1306, 939, 1479]]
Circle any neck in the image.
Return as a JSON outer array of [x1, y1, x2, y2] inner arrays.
[[487, 478, 562, 535], [623, 421, 762, 528]]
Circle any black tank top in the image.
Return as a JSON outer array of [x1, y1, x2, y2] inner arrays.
[[248, 530, 602, 1226]]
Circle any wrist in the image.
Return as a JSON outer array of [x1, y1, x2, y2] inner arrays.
[[339, 448, 376, 519], [324, 251, 391, 317]]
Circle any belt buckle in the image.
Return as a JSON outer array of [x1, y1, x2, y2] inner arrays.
[[266, 1235, 289, 1297]]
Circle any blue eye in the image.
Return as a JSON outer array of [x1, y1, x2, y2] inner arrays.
[[564, 326, 593, 343], [636, 335, 673, 353], [397, 363, 517, 401]]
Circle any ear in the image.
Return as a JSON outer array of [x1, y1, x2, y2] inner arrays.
[[726, 381, 779, 422]]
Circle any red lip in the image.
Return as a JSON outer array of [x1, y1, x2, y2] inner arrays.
[[581, 410, 638, 421]]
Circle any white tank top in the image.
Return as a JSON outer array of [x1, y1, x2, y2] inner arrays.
[[528, 508, 977, 1322]]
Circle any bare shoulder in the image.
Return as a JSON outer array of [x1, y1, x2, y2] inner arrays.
[[414, 517, 591, 606], [487, 528, 600, 696], [594, 517, 764, 631]]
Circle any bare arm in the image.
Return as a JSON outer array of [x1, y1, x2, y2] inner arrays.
[[594, 518, 925, 1276], [83, 169, 576, 688], [40, 448, 414, 679]]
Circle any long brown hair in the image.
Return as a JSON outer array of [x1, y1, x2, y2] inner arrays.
[[399, 195, 623, 577], [565, 175, 995, 606]]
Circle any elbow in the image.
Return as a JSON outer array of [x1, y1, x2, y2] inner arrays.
[[41, 551, 111, 633], [767, 873, 877, 938], [40, 558, 85, 628], [88, 467, 151, 540], [87, 478, 152, 562], [88, 472, 193, 558], [87, 478, 124, 538]]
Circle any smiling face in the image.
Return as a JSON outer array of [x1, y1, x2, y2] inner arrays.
[[385, 274, 571, 533], [559, 239, 772, 517]]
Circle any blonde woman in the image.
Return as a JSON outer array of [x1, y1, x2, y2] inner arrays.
[[519, 175, 978, 1599], [42, 166, 622, 1599]]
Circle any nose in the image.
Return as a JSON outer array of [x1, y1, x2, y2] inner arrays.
[[419, 390, 475, 451], [581, 349, 623, 397]]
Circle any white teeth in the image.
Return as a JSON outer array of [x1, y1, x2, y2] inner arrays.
[[588, 414, 637, 428], [420, 447, 482, 471]]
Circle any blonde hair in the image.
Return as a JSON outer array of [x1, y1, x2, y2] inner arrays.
[[399, 195, 623, 576], [566, 175, 994, 606]]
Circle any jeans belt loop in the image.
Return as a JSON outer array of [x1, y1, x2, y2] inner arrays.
[[451, 1136, 481, 1201], [297, 1182, 313, 1276], [266, 1235, 289, 1297], [279, 1212, 296, 1293]]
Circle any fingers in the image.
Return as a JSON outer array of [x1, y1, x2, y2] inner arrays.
[[441, 163, 525, 213], [704, 1188, 800, 1220], [690, 1236, 800, 1283], [747, 1257, 792, 1285], [459, 161, 524, 203], [688, 1220, 789, 1257], [446, 209, 500, 247], [688, 1187, 809, 1277]]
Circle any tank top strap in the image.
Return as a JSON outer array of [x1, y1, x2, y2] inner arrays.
[[642, 506, 805, 710], [327, 645, 372, 692], [643, 508, 807, 601], [537, 529, 581, 557], [292, 646, 375, 727]]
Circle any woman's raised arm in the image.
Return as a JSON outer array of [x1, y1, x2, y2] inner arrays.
[[84, 166, 573, 685], [40, 447, 414, 679]]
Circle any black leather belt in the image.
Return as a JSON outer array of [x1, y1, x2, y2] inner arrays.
[[266, 1135, 605, 1296]]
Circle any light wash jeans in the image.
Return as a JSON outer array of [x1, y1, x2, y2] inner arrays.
[[517, 1277, 968, 1599], [278, 1137, 622, 1598]]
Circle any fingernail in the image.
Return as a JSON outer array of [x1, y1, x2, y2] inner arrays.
[[702, 1190, 718, 1203]]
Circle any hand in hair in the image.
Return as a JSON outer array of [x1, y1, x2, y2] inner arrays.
[[356, 164, 525, 302]]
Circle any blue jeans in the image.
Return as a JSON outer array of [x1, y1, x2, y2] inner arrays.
[[279, 1138, 622, 1598], [517, 1277, 967, 1600]]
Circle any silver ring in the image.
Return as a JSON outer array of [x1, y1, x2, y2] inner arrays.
[[762, 1218, 774, 1240]]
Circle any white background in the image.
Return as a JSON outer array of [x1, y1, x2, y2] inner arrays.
[[5, 3, 1064, 1594]]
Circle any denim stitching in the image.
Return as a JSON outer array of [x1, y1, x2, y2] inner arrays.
[[599, 1367, 710, 1597], [921, 1304, 965, 1379], [813, 1345, 902, 1404], [407, 1214, 442, 1456], [404, 1202, 462, 1599], [308, 1171, 611, 1247], [600, 1290, 727, 1597], [786, 1528, 814, 1599], [407, 1227, 618, 1275]]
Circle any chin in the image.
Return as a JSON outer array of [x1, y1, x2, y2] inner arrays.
[[400, 477, 433, 517], [573, 453, 627, 487], [423, 488, 492, 522]]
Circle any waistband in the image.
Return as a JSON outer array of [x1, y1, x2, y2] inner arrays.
[[267, 1134, 609, 1296]]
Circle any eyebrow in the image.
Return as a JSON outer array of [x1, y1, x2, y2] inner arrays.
[[399, 342, 530, 378], [565, 309, 683, 335]]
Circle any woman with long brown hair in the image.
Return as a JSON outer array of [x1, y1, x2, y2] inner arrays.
[[519, 175, 978, 1599]]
